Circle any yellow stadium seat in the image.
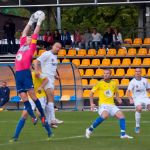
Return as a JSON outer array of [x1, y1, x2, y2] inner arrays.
[[118, 90, 124, 97], [131, 58, 141, 66], [112, 79, 119, 86], [126, 68, 135, 76], [110, 69, 115, 76], [143, 38, 150, 45], [77, 49, 86, 56], [87, 49, 96, 56], [82, 79, 88, 86], [101, 58, 111, 66], [127, 48, 137, 56], [121, 58, 131, 66], [38, 49, 46, 56], [80, 59, 90, 66], [117, 48, 127, 56], [67, 49, 76, 56], [133, 38, 142, 45], [107, 48, 117, 56], [137, 48, 147, 56], [89, 79, 98, 86], [83, 90, 91, 97], [142, 58, 150, 66], [124, 38, 132, 44], [62, 58, 70, 63], [57, 59, 60, 63], [148, 49, 150, 55], [141, 68, 146, 76], [90, 59, 100, 66], [79, 69, 84, 76], [147, 69, 150, 76], [120, 79, 129, 86], [111, 58, 121, 66], [94, 69, 104, 76], [97, 48, 106, 56], [58, 49, 66, 56], [115, 69, 125, 76], [72, 59, 80, 67], [84, 69, 94, 76]]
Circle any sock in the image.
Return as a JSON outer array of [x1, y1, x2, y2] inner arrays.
[[89, 116, 105, 132], [119, 118, 126, 136], [47, 102, 55, 121], [135, 111, 141, 127], [24, 101, 36, 118], [44, 121, 52, 137], [34, 99, 45, 117], [13, 118, 26, 139], [45, 105, 51, 124]]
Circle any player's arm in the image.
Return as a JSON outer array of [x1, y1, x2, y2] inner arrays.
[[33, 59, 41, 78], [89, 91, 95, 111], [126, 81, 134, 104], [115, 91, 122, 104]]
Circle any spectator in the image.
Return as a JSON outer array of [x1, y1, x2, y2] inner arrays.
[[43, 30, 54, 48], [53, 29, 61, 43], [3, 18, 16, 53], [84, 28, 92, 50], [113, 28, 123, 48], [0, 81, 10, 111], [73, 29, 81, 48]]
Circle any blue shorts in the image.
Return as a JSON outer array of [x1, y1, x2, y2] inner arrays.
[[15, 69, 34, 93]]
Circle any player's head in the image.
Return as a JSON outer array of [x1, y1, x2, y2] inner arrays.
[[1, 81, 7, 87], [25, 36, 32, 45], [135, 68, 142, 79], [103, 69, 111, 81], [52, 42, 62, 54]]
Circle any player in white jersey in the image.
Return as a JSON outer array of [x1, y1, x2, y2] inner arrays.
[[34, 42, 63, 127], [126, 68, 150, 133]]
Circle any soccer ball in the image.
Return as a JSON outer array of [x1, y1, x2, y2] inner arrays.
[[33, 10, 45, 20]]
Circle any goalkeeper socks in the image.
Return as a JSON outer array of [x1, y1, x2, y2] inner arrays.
[[44, 121, 52, 137], [34, 99, 45, 117], [14, 118, 26, 139], [135, 111, 141, 127], [24, 101, 36, 118], [119, 118, 126, 136], [89, 116, 105, 131]]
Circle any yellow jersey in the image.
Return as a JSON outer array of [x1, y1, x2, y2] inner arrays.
[[31, 72, 46, 99], [91, 80, 118, 105]]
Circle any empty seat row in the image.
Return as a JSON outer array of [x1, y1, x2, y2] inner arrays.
[[124, 38, 150, 45], [79, 68, 150, 77]]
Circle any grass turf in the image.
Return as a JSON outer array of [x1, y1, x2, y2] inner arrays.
[[0, 111, 149, 150]]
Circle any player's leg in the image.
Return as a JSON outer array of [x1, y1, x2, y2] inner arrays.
[[85, 106, 109, 138]]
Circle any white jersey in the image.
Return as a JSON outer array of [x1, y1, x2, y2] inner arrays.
[[37, 51, 57, 77], [127, 77, 150, 99]]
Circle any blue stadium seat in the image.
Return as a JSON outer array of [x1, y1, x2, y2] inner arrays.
[[54, 95, 61, 102], [70, 95, 76, 101], [10, 96, 21, 103]]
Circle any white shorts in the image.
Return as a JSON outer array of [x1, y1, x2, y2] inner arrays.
[[134, 97, 150, 107], [29, 97, 47, 110], [44, 76, 55, 90], [98, 104, 120, 117]]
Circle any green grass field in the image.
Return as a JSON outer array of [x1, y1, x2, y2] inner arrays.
[[0, 111, 150, 150]]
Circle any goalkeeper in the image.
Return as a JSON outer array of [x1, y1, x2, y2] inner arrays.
[[14, 11, 46, 125]]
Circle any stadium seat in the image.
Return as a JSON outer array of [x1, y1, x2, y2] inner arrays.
[[84, 69, 94, 76], [101, 58, 111, 66], [141, 68, 146, 76], [62, 58, 70, 63], [131, 58, 141, 66], [148, 49, 150, 55], [120, 79, 129, 86], [137, 48, 147, 56], [126, 68, 135, 76], [132, 38, 142, 45], [83, 90, 90, 97], [57, 59, 60, 63], [142, 58, 150, 66], [111, 58, 121, 66], [60, 95, 70, 101], [94, 69, 104, 76], [124, 38, 132, 44], [79, 69, 84, 76], [110, 69, 115, 76], [72, 59, 80, 67], [67, 49, 76, 56], [82, 79, 88, 86], [112, 79, 119, 86], [54, 95, 61, 102], [87, 49, 96, 56], [10, 96, 21, 103], [121, 58, 131, 66], [90, 59, 100, 66], [58, 49, 66, 56], [117, 48, 127, 56], [89, 79, 98, 86], [143, 38, 150, 45], [107, 48, 116, 56], [97, 48, 106, 56], [115, 69, 125, 76], [38, 49, 46, 56], [80, 59, 90, 66], [147, 68, 150, 76], [77, 49, 86, 56], [118, 90, 124, 98], [127, 48, 137, 56]]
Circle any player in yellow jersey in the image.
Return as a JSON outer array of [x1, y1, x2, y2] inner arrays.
[[85, 69, 133, 139], [10, 67, 52, 142]]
